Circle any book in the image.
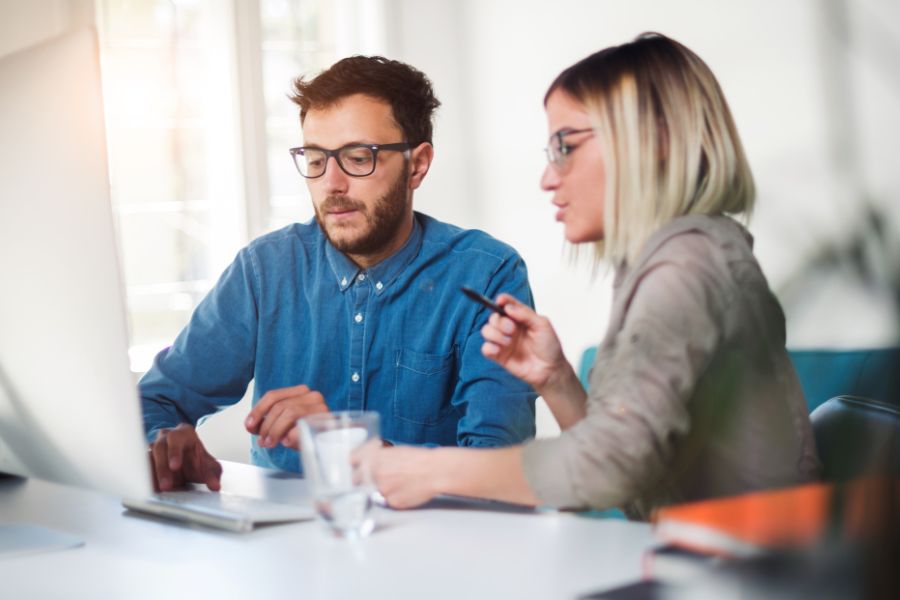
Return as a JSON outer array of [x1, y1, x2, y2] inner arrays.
[[651, 477, 896, 558]]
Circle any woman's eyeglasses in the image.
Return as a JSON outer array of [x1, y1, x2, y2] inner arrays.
[[544, 128, 594, 168]]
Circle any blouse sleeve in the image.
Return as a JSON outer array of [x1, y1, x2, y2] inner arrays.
[[521, 233, 736, 509]]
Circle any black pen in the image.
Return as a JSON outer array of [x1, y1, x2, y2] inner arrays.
[[461, 286, 508, 317]]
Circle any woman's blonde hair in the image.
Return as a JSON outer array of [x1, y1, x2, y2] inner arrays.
[[546, 33, 755, 266]]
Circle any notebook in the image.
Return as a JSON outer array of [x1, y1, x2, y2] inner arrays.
[[651, 477, 895, 558]]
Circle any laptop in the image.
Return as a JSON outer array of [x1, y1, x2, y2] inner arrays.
[[123, 462, 316, 533]]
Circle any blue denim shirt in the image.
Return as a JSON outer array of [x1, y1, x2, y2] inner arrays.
[[140, 212, 536, 472]]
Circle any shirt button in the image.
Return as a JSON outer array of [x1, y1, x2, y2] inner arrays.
[[375, 281, 383, 290], [354, 313, 363, 323], [357, 273, 366, 282], [351, 372, 360, 383], [340, 277, 347, 287]]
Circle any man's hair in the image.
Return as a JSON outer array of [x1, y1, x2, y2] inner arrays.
[[546, 33, 755, 266], [290, 55, 441, 146]]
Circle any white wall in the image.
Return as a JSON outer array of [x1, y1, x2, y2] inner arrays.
[[0, 0, 94, 57], [386, 0, 900, 365]]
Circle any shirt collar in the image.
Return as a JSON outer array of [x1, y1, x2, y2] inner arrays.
[[323, 214, 424, 296]]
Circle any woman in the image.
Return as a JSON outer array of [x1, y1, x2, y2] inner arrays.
[[370, 33, 820, 520]]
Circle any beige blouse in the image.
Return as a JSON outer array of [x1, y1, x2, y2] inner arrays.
[[522, 214, 821, 520]]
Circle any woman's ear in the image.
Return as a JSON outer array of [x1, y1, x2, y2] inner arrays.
[[407, 142, 434, 190]]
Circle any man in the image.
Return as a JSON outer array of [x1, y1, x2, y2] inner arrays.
[[141, 56, 536, 491]]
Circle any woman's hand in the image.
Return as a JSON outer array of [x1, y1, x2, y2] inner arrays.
[[480, 294, 566, 393], [368, 446, 442, 509], [365, 445, 541, 508]]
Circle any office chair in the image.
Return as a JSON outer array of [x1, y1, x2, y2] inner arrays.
[[574, 346, 627, 520], [788, 347, 900, 413], [584, 346, 900, 411], [810, 395, 900, 481], [578, 346, 599, 390]]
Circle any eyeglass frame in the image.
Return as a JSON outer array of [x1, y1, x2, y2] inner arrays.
[[544, 128, 595, 168], [288, 142, 412, 179]]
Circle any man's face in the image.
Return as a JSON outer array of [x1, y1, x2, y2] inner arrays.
[[301, 93, 413, 262]]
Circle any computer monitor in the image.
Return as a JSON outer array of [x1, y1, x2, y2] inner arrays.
[[0, 28, 152, 502]]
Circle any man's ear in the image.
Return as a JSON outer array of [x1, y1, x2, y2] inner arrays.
[[407, 142, 434, 190]]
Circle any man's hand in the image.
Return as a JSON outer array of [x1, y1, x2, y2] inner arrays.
[[244, 384, 329, 450], [149, 424, 222, 492]]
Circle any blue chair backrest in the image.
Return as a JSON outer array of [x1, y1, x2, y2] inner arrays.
[[788, 348, 900, 413], [582, 345, 900, 413], [576, 345, 625, 519], [578, 346, 599, 390]]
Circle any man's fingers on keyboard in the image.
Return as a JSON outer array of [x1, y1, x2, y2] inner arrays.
[[152, 434, 176, 490], [166, 433, 187, 471], [200, 455, 222, 491], [205, 471, 222, 491], [148, 449, 161, 492]]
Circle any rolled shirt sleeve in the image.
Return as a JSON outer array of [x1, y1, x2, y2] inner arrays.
[[140, 249, 259, 443], [453, 255, 537, 447]]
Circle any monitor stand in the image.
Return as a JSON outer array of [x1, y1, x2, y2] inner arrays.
[[0, 469, 85, 557], [0, 366, 84, 557]]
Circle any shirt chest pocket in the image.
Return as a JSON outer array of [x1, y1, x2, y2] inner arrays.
[[393, 347, 458, 426]]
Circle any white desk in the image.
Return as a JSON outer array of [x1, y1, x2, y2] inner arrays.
[[0, 461, 658, 600]]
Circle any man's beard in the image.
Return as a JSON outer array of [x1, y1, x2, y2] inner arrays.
[[314, 164, 410, 256]]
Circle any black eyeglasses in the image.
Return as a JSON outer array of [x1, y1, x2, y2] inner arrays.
[[289, 142, 411, 178], [544, 128, 594, 168]]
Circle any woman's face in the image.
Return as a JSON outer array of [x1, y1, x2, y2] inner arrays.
[[540, 89, 606, 244]]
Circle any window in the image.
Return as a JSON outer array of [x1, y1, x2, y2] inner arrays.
[[96, 0, 384, 373], [258, 0, 388, 231]]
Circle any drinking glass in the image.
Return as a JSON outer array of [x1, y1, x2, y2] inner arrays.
[[298, 410, 380, 537]]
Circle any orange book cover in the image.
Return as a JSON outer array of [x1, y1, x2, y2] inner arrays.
[[651, 478, 894, 558]]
